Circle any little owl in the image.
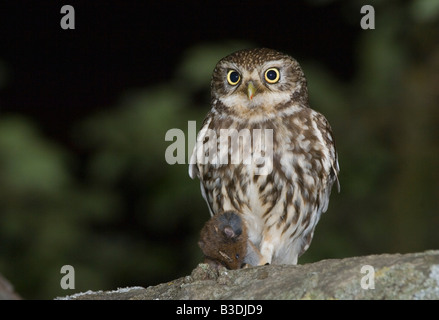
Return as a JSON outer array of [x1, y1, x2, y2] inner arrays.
[[189, 48, 339, 265]]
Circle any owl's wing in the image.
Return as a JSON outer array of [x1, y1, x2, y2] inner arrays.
[[312, 112, 340, 213], [327, 127, 340, 194], [189, 117, 215, 216], [332, 156, 340, 193], [189, 116, 211, 179]]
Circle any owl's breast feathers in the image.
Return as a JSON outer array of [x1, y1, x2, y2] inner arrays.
[[189, 103, 339, 262]]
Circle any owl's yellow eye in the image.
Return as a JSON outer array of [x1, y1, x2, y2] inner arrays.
[[264, 68, 280, 84], [227, 70, 241, 85]]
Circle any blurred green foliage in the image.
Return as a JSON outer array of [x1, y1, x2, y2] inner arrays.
[[0, 2, 438, 299]]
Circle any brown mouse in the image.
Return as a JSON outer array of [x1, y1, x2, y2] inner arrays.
[[198, 211, 262, 270]]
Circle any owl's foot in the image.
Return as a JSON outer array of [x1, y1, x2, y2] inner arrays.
[[257, 258, 271, 266], [243, 240, 264, 267], [258, 241, 274, 266]]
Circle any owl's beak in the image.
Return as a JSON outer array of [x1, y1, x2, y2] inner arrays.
[[247, 81, 257, 100]]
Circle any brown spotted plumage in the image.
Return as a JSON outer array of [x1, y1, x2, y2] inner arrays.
[[190, 48, 339, 265]]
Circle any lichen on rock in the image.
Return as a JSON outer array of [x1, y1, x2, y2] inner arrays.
[[17, 250, 439, 300]]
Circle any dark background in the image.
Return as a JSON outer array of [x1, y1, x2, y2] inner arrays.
[[0, 0, 357, 141], [0, 0, 438, 299]]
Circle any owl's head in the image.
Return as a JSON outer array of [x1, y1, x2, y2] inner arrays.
[[211, 48, 309, 120]]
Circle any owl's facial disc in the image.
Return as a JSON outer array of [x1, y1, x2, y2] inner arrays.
[[213, 59, 301, 118]]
